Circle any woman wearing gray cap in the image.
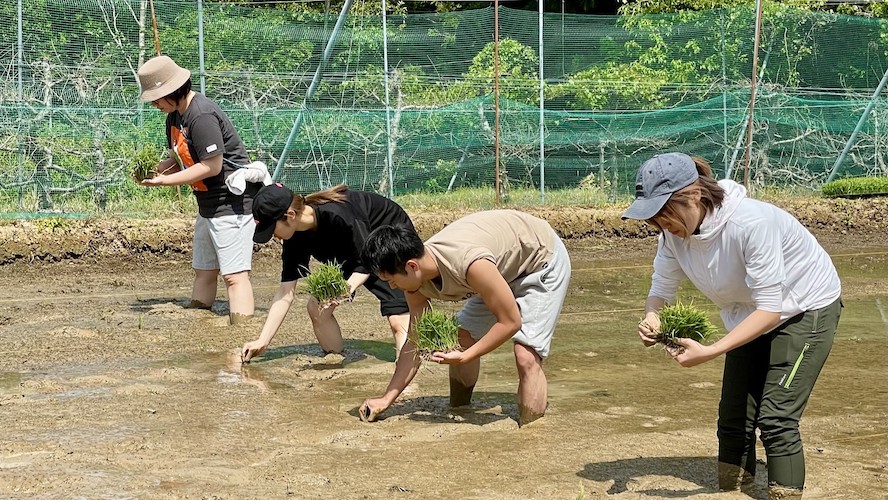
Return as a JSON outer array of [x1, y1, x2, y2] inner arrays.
[[623, 152, 841, 500], [136, 55, 258, 325]]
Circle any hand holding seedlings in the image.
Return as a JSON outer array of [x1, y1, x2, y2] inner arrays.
[[303, 263, 351, 310], [639, 302, 718, 357], [414, 307, 462, 362], [637, 312, 660, 346]]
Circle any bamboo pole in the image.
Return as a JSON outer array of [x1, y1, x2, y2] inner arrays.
[[743, 0, 764, 188]]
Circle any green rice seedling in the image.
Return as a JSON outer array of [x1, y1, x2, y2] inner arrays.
[[131, 144, 163, 182], [642, 302, 718, 349], [303, 262, 350, 309], [413, 307, 461, 360], [821, 177, 888, 198]]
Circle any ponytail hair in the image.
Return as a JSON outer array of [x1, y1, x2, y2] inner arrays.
[[290, 184, 348, 213]]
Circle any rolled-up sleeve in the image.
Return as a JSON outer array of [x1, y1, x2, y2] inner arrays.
[[649, 236, 685, 303]]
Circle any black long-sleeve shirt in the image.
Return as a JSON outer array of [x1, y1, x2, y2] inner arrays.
[[280, 189, 414, 282]]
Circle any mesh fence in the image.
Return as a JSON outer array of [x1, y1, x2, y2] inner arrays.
[[0, 0, 886, 213]]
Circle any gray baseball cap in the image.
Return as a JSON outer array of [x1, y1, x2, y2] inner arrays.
[[621, 152, 699, 220]]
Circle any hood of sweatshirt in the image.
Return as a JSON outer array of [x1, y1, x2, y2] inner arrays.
[[692, 179, 747, 243]]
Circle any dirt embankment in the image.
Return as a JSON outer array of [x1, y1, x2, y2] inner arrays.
[[0, 196, 885, 265]]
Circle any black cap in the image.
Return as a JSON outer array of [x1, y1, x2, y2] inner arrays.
[[252, 182, 294, 243]]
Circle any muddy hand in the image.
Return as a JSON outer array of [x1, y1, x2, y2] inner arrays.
[[359, 399, 383, 422]]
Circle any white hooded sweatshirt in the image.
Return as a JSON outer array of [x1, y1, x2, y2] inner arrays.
[[649, 179, 841, 332]]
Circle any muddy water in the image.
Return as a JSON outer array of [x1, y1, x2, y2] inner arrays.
[[0, 241, 885, 499]]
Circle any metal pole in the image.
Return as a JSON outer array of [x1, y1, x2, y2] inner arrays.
[[726, 35, 774, 180], [197, 0, 206, 93], [721, 10, 728, 172], [742, 0, 764, 188], [494, 0, 501, 206], [826, 66, 888, 182], [17, 0, 23, 210], [381, 0, 394, 198], [274, 0, 355, 181], [539, 0, 545, 203]]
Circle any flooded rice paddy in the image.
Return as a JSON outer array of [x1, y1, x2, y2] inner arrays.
[[0, 239, 885, 499]]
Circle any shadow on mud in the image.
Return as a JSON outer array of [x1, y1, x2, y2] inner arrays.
[[346, 393, 517, 426], [578, 455, 767, 497], [246, 339, 398, 366]]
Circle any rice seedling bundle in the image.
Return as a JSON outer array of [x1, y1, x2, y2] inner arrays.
[[304, 262, 351, 308], [643, 302, 718, 349], [414, 307, 461, 360], [131, 144, 162, 182]]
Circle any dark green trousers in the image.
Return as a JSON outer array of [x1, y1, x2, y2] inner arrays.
[[717, 298, 841, 489]]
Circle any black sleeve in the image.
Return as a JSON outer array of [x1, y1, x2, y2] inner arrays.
[[280, 237, 311, 282]]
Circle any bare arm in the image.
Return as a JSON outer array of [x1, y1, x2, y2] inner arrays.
[[443, 259, 521, 363], [142, 154, 223, 187], [359, 290, 430, 421], [346, 272, 369, 296], [241, 281, 298, 362], [672, 309, 781, 367]]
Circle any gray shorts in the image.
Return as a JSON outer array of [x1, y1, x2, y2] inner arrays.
[[455, 232, 571, 359], [192, 214, 254, 276]]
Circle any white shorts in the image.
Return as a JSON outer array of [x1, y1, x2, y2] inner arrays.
[[192, 214, 254, 276], [455, 232, 571, 359]]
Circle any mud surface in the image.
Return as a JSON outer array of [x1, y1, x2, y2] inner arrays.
[[0, 199, 886, 499]]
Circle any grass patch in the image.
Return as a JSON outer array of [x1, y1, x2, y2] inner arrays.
[[413, 307, 461, 360], [395, 186, 624, 211], [643, 302, 718, 349], [821, 177, 888, 198], [303, 262, 350, 308]]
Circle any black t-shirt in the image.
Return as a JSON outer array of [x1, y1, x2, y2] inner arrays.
[[165, 93, 258, 218], [281, 189, 414, 282]]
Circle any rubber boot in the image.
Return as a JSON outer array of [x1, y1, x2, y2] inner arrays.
[[718, 461, 754, 491]]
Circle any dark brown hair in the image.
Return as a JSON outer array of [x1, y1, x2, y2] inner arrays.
[[289, 184, 348, 213]]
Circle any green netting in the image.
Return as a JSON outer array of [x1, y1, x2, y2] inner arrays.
[[0, 0, 886, 214]]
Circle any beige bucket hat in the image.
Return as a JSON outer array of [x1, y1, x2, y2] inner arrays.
[[137, 55, 191, 102]]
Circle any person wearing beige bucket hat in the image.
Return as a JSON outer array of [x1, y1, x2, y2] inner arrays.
[[624, 152, 842, 500], [137, 54, 259, 325]]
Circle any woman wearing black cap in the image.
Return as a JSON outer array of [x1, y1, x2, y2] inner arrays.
[[136, 55, 258, 325], [623, 152, 841, 500], [241, 183, 412, 362]]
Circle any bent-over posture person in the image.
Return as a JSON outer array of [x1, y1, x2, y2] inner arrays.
[[623, 152, 841, 500], [358, 209, 571, 426], [241, 183, 412, 362]]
